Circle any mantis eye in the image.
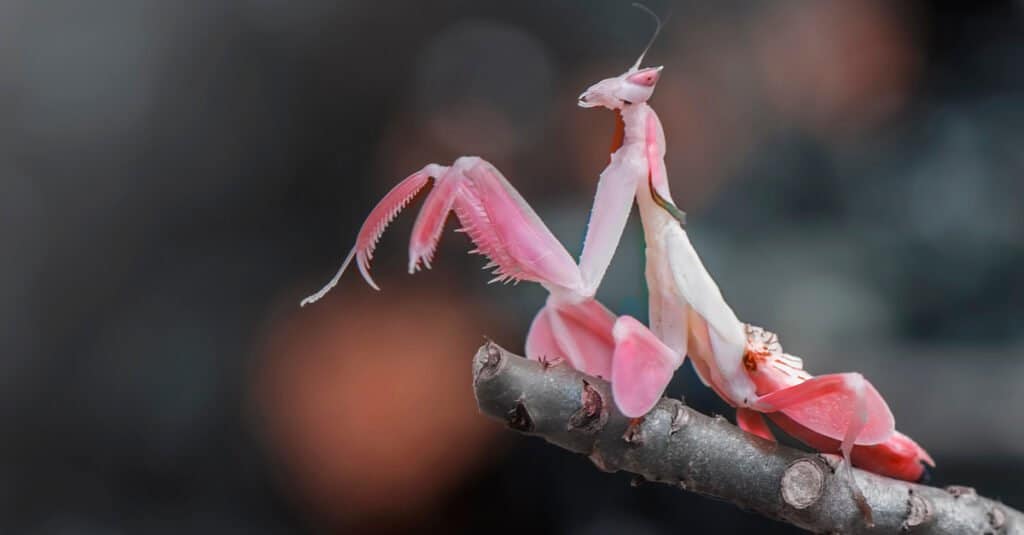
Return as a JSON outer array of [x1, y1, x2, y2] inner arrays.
[[627, 67, 661, 87]]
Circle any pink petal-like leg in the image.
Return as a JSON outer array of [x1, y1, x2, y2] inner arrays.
[[750, 372, 894, 522], [525, 306, 561, 364], [736, 408, 775, 442], [301, 164, 446, 305], [526, 298, 616, 379], [767, 412, 934, 482], [306, 155, 593, 304], [610, 315, 684, 417], [750, 373, 895, 446]]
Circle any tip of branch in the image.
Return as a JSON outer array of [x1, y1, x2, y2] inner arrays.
[[473, 341, 506, 384], [903, 490, 935, 530]]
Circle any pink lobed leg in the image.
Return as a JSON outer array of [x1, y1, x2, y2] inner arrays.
[[610, 315, 684, 418], [767, 412, 934, 482], [750, 372, 895, 524], [526, 298, 616, 379], [736, 408, 775, 442], [749, 373, 895, 446]]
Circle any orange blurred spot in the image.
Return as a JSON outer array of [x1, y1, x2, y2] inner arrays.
[[253, 281, 500, 527], [753, 0, 920, 136]]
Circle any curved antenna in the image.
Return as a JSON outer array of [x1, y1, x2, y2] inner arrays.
[[630, 3, 664, 71]]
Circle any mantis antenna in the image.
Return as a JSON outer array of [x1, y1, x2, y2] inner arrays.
[[630, 3, 666, 71]]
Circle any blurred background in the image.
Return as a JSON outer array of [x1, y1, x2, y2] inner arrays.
[[2, 0, 1023, 532]]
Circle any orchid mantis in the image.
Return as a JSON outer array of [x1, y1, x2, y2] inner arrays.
[[570, 7, 934, 518], [301, 6, 933, 516]]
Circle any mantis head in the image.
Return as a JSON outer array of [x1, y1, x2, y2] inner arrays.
[[577, 3, 664, 110], [577, 66, 663, 110]]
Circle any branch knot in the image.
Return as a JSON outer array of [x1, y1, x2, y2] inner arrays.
[[781, 458, 824, 510]]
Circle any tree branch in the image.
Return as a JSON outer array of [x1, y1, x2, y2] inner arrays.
[[472, 342, 1023, 534]]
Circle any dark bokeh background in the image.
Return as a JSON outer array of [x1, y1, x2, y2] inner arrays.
[[2, 0, 1023, 533]]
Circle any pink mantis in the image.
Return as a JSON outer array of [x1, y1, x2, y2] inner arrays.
[[571, 19, 935, 485], [302, 7, 933, 516]]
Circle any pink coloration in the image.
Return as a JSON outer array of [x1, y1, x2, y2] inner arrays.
[[611, 316, 683, 417], [768, 412, 934, 482], [450, 182, 521, 284], [575, 47, 934, 491], [627, 66, 662, 87], [701, 326, 928, 483], [301, 167, 443, 306], [301, 13, 937, 497], [525, 307, 560, 365], [572, 54, 693, 417], [463, 161, 582, 289], [736, 408, 774, 442], [526, 298, 616, 379], [303, 154, 626, 396], [753, 373, 895, 446], [644, 112, 671, 203], [409, 169, 461, 273], [407, 160, 586, 287], [353, 170, 434, 290]]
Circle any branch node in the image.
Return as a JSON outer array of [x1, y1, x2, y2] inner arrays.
[[622, 417, 646, 447], [903, 489, 934, 530], [568, 380, 607, 434], [505, 399, 534, 432], [781, 458, 825, 510], [538, 353, 563, 370], [475, 341, 505, 382], [669, 400, 689, 435], [989, 506, 1006, 532], [945, 485, 978, 501]]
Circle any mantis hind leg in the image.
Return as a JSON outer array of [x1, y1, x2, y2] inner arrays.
[[736, 408, 774, 442], [751, 373, 886, 525]]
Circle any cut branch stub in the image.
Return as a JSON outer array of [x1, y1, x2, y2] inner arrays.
[[781, 459, 825, 510]]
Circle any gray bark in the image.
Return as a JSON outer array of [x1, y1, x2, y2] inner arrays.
[[472, 342, 1023, 534]]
